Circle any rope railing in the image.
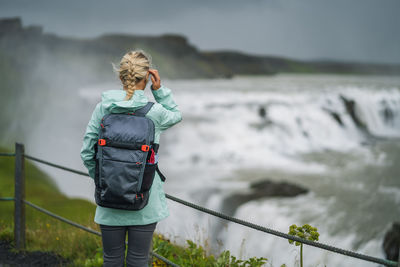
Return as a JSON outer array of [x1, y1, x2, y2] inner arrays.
[[24, 200, 102, 236], [24, 154, 89, 177], [23, 199, 181, 267], [150, 251, 180, 267], [0, 150, 398, 267], [1, 151, 179, 267], [165, 194, 396, 266], [0, 196, 180, 266], [0, 197, 14, 201], [0, 152, 15, 157]]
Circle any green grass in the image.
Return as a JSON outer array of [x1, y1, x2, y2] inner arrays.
[[0, 145, 271, 266], [0, 146, 101, 266]]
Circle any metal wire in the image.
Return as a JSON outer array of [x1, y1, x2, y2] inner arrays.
[[23, 199, 180, 266], [0, 197, 14, 201], [1, 152, 398, 266], [0, 152, 15, 157], [0, 150, 180, 267], [24, 200, 101, 236], [165, 194, 396, 267], [24, 154, 89, 177], [151, 251, 181, 267]]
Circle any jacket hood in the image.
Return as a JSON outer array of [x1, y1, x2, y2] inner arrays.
[[100, 89, 148, 113]]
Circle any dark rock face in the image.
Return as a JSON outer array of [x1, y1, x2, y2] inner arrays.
[[383, 222, 400, 261], [0, 17, 22, 34], [1, 16, 400, 80], [0, 17, 42, 38], [0, 240, 72, 266], [221, 179, 309, 216], [258, 106, 267, 118], [340, 95, 368, 131], [322, 107, 344, 127], [249, 179, 309, 197], [207, 179, 309, 241], [380, 100, 395, 126], [329, 112, 344, 127]]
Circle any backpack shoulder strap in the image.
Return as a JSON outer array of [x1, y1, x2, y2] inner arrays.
[[134, 102, 154, 116]]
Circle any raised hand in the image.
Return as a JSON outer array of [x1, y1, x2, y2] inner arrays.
[[148, 69, 161, 90]]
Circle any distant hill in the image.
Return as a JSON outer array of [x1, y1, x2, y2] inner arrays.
[[1, 16, 400, 82]]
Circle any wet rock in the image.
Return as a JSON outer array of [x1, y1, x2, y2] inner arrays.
[[249, 179, 309, 197], [383, 222, 400, 261], [258, 106, 267, 118], [250, 106, 275, 130], [322, 107, 344, 127], [330, 112, 344, 127], [221, 179, 309, 216], [207, 179, 309, 242], [383, 107, 394, 125], [380, 100, 394, 126], [339, 95, 368, 131]]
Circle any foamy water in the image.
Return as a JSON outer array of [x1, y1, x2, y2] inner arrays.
[[4, 74, 400, 266]]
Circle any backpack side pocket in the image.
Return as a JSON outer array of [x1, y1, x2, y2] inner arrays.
[[141, 163, 157, 192]]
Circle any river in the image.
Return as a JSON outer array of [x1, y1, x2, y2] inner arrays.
[[3, 74, 399, 266]]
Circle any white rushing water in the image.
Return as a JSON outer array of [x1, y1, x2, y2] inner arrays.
[[4, 74, 400, 266]]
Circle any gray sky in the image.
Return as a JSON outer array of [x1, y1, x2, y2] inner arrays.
[[1, 0, 399, 64]]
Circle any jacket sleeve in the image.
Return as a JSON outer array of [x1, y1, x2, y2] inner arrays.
[[80, 102, 103, 179], [151, 85, 182, 131]]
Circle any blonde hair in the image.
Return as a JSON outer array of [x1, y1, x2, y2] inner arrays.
[[112, 49, 152, 100]]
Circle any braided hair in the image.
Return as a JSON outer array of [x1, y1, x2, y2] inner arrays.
[[112, 49, 152, 100]]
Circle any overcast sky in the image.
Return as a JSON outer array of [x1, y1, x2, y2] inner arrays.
[[1, 0, 399, 64]]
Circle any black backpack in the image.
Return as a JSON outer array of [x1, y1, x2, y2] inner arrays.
[[94, 102, 166, 210]]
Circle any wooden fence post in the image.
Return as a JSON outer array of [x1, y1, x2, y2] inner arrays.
[[14, 142, 26, 250]]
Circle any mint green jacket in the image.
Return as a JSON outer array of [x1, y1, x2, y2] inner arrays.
[[80, 85, 182, 226]]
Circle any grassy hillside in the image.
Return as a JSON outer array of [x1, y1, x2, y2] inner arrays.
[[0, 146, 270, 266], [0, 146, 101, 266]]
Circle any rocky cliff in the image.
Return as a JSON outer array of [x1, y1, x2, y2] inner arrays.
[[1, 17, 400, 82]]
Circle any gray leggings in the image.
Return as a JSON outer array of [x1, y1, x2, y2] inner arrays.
[[100, 222, 157, 267]]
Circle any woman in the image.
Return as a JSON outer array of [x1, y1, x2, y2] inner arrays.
[[80, 50, 182, 267]]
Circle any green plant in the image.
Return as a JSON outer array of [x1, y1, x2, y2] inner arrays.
[[215, 250, 268, 267], [0, 224, 13, 242], [152, 234, 268, 267], [0, 147, 101, 265], [81, 247, 103, 267], [1, 147, 268, 266], [288, 224, 319, 267]]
